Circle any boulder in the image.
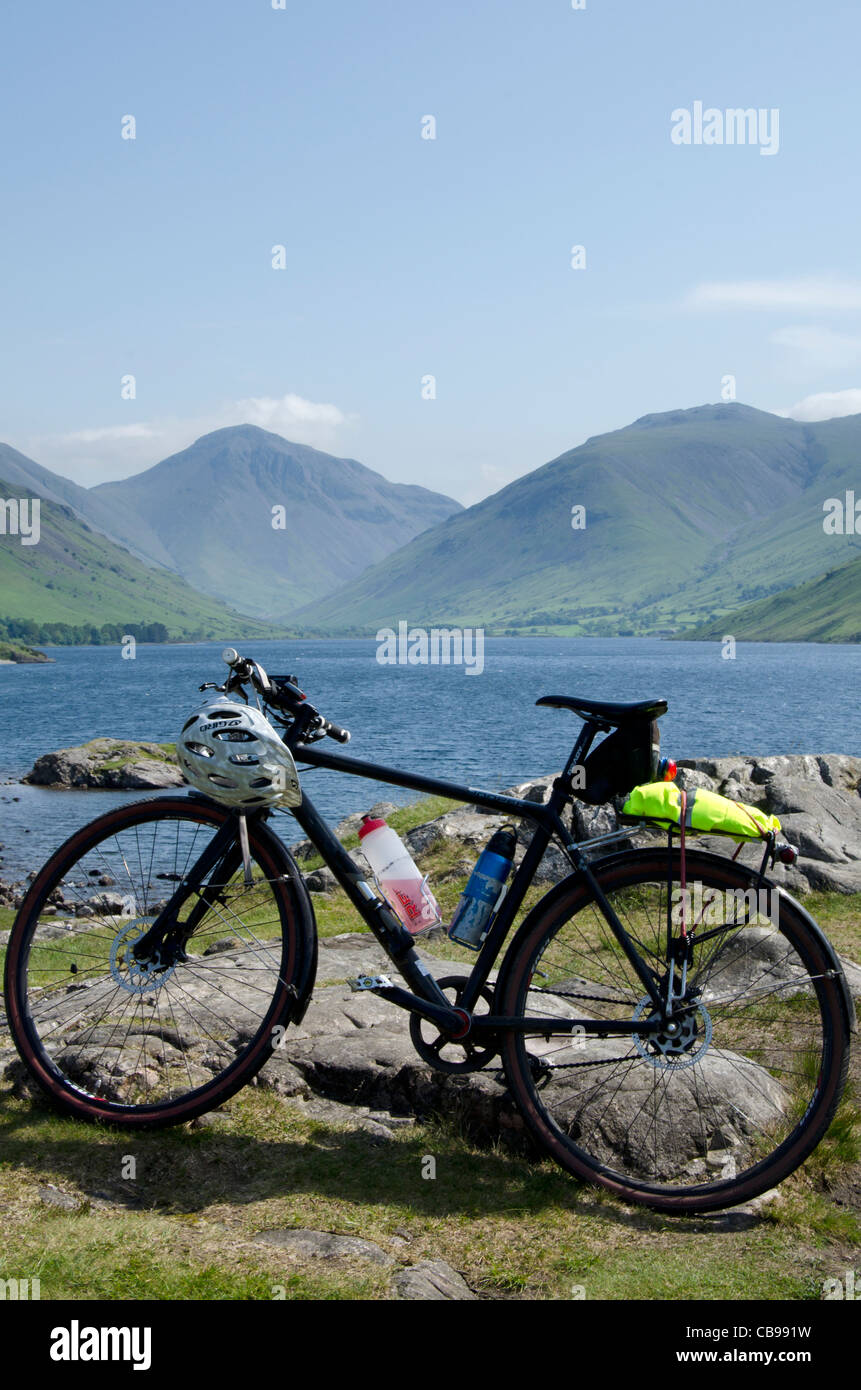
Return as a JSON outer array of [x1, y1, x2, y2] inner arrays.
[[253, 1228, 394, 1266], [25, 739, 183, 790], [393, 1260, 478, 1300], [304, 867, 337, 893], [335, 801, 400, 840]]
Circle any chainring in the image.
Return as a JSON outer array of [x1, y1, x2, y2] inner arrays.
[[409, 974, 498, 1074]]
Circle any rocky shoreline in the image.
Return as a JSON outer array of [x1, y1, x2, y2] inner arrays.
[[290, 753, 861, 898], [2, 751, 859, 912]]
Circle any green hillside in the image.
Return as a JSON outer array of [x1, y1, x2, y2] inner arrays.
[[0, 476, 283, 640], [676, 551, 861, 643], [294, 403, 860, 635]]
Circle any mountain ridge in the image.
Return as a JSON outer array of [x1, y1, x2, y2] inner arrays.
[[292, 402, 861, 634]]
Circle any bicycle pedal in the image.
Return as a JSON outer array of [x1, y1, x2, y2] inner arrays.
[[348, 974, 394, 992]]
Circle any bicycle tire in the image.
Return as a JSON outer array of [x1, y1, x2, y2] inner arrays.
[[3, 795, 316, 1128], [497, 847, 851, 1213]]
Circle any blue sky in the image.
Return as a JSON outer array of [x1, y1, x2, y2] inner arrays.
[[2, 0, 860, 502]]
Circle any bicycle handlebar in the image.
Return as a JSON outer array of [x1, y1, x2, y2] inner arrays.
[[220, 648, 351, 744]]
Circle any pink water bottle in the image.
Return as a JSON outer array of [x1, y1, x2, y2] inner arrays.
[[357, 816, 441, 934]]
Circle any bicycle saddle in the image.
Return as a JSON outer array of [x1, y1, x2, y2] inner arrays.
[[536, 695, 668, 725]]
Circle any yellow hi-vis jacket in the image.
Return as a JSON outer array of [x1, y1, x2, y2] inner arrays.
[[621, 782, 781, 842]]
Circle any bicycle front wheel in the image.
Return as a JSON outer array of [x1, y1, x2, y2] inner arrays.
[[498, 848, 851, 1213], [3, 796, 316, 1127]]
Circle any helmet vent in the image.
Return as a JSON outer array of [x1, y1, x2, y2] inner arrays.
[[184, 741, 214, 758]]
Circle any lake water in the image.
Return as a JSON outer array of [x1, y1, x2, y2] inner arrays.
[[0, 637, 857, 879]]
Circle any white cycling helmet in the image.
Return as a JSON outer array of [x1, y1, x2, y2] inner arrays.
[[178, 699, 302, 809]]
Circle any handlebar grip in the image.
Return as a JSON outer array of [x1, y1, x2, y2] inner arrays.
[[323, 719, 351, 744], [222, 647, 240, 667]]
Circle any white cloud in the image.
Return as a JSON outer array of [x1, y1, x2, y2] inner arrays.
[[779, 388, 861, 422], [684, 278, 861, 311], [21, 393, 355, 486], [770, 325, 861, 369], [61, 423, 160, 444]]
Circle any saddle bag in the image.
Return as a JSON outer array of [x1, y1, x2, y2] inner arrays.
[[578, 719, 661, 806]]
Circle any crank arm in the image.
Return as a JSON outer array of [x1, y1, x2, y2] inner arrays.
[[370, 983, 465, 1033]]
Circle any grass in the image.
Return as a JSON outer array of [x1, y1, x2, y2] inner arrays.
[[0, 1085, 855, 1301], [81, 739, 177, 772]]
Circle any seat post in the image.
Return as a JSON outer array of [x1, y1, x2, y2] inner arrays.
[[562, 719, 603, 780]]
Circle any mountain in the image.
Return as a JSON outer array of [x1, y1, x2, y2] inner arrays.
[[0, 472, 281, 640], [0, 442, 141, 554], [293, 403, 861, 634], [92, 426, 462, 618], [676, 553, 861, 643]]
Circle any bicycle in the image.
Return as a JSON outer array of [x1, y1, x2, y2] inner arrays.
[[3, 649, 854, 1214]]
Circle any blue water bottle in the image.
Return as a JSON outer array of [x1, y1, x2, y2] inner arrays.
[[448, 826, 517, 950]]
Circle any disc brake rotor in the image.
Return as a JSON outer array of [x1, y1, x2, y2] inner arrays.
[[109, 919, 177, 995], [631, 995, 713, 1070]]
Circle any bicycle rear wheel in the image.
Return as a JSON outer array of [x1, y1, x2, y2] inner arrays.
[[3, 796, 316, 1127], [498, 848, 851, 1213]]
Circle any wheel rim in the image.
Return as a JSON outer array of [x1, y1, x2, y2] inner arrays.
[[505, 856, 841, 1200], [9, 803, 297, 1116]]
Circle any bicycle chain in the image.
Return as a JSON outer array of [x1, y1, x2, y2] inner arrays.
[[531, 987, 633, 1005], [485, 1052, 635, 1076]]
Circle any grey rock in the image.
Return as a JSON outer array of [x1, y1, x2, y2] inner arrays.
[[502, 776, 556, 805], [336, 802, 399, 840], [405, 821, 447, 857], [304, 867, 337, 893], [255, 1055, 310, 1098], [406, 802, 571, 888], [839, 958, 861, 997], [38, 1184, 82, 1212], [641, 755, 861, 894], [393, 1259, 478, 1300], [82, 892, 127, 916], [253, 1227, 394, 1266], [287, 839, 316, 862], [25, 739, 183, 790], [202, 937, 240, 956], [674, 766, 718, 794], [816, 755, 861, 793], [697, 926, 813, 1006]]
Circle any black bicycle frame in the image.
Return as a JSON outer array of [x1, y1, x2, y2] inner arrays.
[[285, 720, 666, 1039]]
